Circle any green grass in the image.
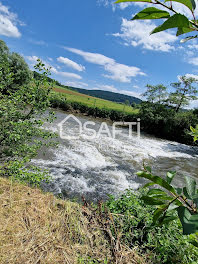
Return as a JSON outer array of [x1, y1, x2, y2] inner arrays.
[[53, 85, 139, 115]]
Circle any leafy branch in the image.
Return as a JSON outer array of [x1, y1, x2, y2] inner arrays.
[[137, 166, 198, 236], [115, 0, 198, 42]]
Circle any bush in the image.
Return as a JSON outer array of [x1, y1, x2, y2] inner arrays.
[[49, 92, 70, 111], [106, 190, 198, 264], [139, 102, 198, 144]]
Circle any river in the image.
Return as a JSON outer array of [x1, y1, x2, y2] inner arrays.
[[32, 110, 198, 202]]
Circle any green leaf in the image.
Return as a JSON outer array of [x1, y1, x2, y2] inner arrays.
[[143, 182, 155, 188], [153, 207, 165, 223], [166, 171, 176, 184], [144, 165, 152, 173], [175, 187, 183, 195], [167, 203, 180, 211], [148, 194, 173, 201], [176, 27, 195, 36], [137, 171, 177, 194], [177, 207, 198, 235], [132, 7, 170, 20], [141, 195, 165, 205], [183, 186, 192, 199], [151, 14, 190, 35], [147, 188, 167, 196], [193, 198, 198, 207], [185, 176, 196, 199], [189, 240, 198, 247], [159, 215, 178, 224], [165, 0, 196, 11]]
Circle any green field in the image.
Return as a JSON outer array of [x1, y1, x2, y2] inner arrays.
[[53, 85, 139, 114]]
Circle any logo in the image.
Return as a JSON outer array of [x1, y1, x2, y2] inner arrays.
[[58, 114, 140, 140]]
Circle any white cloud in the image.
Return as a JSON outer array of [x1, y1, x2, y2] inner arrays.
[[94, 84, 118, 92], [119, 3, 132, 10], [103, 62, 145, 82], [113, 18, 177, 52], [187, 57, 198, 66], [66, 47, 115, 65], [97, 0, 132, 10], [188, 44, 198, 50], [65, 81, 88, 88], [120, 89, 142, 99], [189, 100, 198, 109], [92, 84, 142, 98], [51, 67, 82, 79], [57, 56, 85, 72], [26, 55, 82, 80], [28, 39, 47, 46], [65, 47, 145, 83], [0, 2, 22, 37], [26, 55, 39, 64], [133, 85, 140, 89]]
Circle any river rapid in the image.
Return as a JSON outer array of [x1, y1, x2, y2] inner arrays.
[[33, 110, 198, 202]]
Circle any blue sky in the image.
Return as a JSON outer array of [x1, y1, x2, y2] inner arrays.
[[0, 0, 198, 106]]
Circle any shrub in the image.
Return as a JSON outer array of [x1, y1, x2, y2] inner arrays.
[[106, 190, 198, 264], [139, 102, 198, 144]]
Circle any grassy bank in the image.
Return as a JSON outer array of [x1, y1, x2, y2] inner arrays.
[[1, 177, 197, 264], [52, 85, 139, 115], [49, 91, 139, 122], [0, 177, 143, 264]]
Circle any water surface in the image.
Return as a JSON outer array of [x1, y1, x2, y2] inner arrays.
[[33, 110, 198, 202]]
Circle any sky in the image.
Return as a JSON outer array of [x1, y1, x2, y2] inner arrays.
[[0, 0, 198, 107]]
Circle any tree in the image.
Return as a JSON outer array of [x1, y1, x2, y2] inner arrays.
[[0, 40, 55, 185], [125, 99, 130, 105], [0, 39, 9, 54], [168, 75, 198, 112], [142, 84, 167, 104], [0, 40, 32, 94], [8, 52, 32, 92], [115, 0, 198, 43]]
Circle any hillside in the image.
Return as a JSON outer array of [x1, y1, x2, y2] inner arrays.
[[52, 85, 139, 115], [33, 71, 142, 106], [70, 87, 142, 105]]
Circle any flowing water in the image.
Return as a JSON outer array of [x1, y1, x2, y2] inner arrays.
[[33, 110, 198, 202]]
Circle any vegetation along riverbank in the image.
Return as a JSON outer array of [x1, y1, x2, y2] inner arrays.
[[1, 9, 198, 262]]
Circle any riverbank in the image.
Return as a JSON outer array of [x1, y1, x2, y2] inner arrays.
[[1, 176, 198, 264], [0, 177, 143, 264], [49, 92, 198, 146]]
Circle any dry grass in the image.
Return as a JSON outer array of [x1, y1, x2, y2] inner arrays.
[[0, 177, 144, 264]]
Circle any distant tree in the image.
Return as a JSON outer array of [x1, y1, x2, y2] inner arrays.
[[142, 84, 167, 104], [131, 102, 136, 108], [125, 99, 130, 106], [168, 76, 198, 112]]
